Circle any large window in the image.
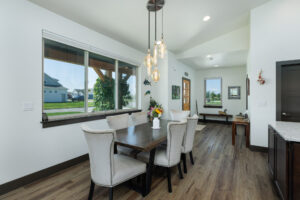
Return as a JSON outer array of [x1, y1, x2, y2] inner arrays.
[[204, 78, 222, 107], [43, 39, 138, 117], [118, 61, 137, 110]]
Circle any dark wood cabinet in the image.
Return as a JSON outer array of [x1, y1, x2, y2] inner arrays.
[[268, 125, 300, 200], [275, 134, 288, 200], [268, 126, 275, 177], [293, 143, 300, 200]]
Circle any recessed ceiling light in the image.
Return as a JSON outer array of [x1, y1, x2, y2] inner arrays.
[[203, 16, 211, 22], [206, 55, 213, 60]]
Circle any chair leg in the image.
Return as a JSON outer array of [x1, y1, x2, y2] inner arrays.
[[182, 153, 187, 173], [189, 151, 194, 165], [137, 175, 141, 184], [114, 144, 118, 154], [177, 163, 183, 179], [167, 168, 172, 193], [109, 187, 113, 200], [88, 180, 95, 200], [142, 173, 147, 197]]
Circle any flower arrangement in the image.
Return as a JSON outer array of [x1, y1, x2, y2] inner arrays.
[[150, 106, 163, 118], [148, 97, 163, 120]]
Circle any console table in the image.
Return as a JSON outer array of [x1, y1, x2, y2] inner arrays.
[[232, 117, 250, 148], [199, 113, 233, 124]]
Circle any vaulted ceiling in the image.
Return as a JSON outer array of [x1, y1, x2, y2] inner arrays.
[[29, 0, 270, 69]]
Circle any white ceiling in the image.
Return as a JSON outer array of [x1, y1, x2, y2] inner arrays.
[[29, 0, 269, 69], [177, 26, 250, 69]]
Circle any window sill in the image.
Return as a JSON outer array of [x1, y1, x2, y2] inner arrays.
[[203, 105, 223, 109], [41, 109, 142, 128]]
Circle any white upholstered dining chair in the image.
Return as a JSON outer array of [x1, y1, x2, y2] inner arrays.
[[131, 111, 148, 126], [106, 113, 133, 156], [82, 125, 146, 200], [170, 110, 190, 121], [137, 121, 187, 193], [181, 114, 199, 173], [106, 113, 129, 130]]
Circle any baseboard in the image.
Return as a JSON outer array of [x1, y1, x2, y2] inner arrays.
[[249, 145, 268, 152], [198, 119, 232, 124], [0, 154, 89, 196]]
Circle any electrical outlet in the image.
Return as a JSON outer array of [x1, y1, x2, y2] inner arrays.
[[23, 102, 34, 111]]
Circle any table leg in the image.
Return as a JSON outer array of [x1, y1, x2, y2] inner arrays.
[[203, 115, 206, 123], [145, 148, 156, 195], [232, 123, 236, 146], [246, 124, 250, 148]]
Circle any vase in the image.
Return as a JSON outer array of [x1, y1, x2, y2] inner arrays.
[[152, 117, 160, 129]]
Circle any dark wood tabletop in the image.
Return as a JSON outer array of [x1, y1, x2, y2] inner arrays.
[[115, 119, 169, 152]]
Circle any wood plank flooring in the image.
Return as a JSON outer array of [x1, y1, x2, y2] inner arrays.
[[0, 123, 279, 200]]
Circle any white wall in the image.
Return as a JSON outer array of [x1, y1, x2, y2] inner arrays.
[[150, 52, 196, 119], [196, 67, 247, 118], [150, 52, 169, 119], [0, 0, 145, 185], [249, 0, 300, 147], [168, 52, 196, 118]]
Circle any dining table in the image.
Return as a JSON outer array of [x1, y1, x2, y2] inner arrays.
[[115, 119, 169, 196]]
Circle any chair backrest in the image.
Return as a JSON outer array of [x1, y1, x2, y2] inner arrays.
[[106, 113, 129, 130], [166, 121, 187, 167], [170, 110, 190, 121], [182, 114, 199, 153], [131, 111, 148, 126], [82, 125, 115, 187]]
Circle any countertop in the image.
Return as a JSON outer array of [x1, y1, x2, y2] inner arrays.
[[269, 121, 300, 142]]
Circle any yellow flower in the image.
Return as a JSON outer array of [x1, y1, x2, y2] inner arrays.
[[156, 108, 161, 114]]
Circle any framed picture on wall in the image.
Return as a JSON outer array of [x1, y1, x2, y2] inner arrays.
[[246, 75, 250, 109], [228, 86, 241, 99], [172, 85, 180, 99], [246, 75, 250, 96]]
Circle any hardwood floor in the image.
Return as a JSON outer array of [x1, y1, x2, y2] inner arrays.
[[0, 123, 279, 200]]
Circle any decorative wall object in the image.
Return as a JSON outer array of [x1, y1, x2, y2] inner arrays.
[[257, 70, 265, 85], [144, 90, 151, 96], [144, 79, 151, 86], [228, 86, 241, 99], [172, 85, 180, 99]]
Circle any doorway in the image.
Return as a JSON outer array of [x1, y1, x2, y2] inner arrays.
[[276, 60, 300, 122], [182, 78, 191, 111]]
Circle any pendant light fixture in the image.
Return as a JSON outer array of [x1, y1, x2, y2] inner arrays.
[[144, 10, 153, 76], [145, 0, 165, 83], [159, 8, 166, 59], [152, 66, 160, 82], [152, 0, 158, 67]]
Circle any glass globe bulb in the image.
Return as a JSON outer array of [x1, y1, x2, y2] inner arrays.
[[153, 43, 158, 66], [147, 64, 152, 77], [159, 40, 166, 59], [152, 67, 160, 82], [144, 49, 153, 76]]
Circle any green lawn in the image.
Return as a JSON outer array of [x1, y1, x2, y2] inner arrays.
[[44, 101, 95, 109], [46, 112, 83, 116], [205, 100, 222, 106]]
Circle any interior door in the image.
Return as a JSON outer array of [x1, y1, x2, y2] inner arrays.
[[182, 78, 191, 111], [281, 65, 300, 121]]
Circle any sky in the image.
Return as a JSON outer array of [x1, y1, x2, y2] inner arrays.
[[44, 58, 136, 95], [206, 79, 221, 94]]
